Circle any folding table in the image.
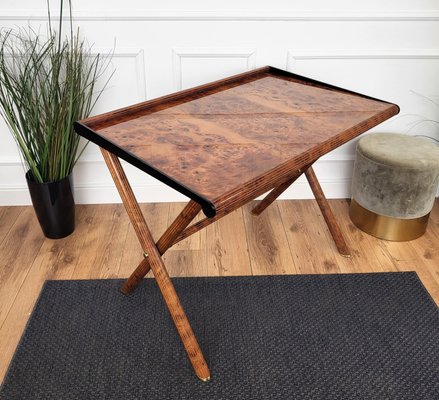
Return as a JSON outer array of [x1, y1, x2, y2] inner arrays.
[[74, 66, 399, 381]]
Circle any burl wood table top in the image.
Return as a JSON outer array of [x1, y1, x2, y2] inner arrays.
[[75, 66, 399, 217]]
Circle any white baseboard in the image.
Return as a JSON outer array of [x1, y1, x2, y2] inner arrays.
[[0, 178, 352, 206], [0, 156, 356, 206], [76, 177, 353, 204]]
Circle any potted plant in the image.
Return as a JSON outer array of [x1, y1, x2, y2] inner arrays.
[[0, 1, 111, 238]]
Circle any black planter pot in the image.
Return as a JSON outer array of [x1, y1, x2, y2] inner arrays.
[[26, 172, 75, 239]]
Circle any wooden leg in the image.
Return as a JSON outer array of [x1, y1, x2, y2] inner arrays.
[[121, 200, 201, 294], [304, 166, 351, 257], [101, 149, 210, 381], [251, 168, 306, 216]]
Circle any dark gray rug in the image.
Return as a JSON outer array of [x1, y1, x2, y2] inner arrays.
[[1, 272, 438, 399]]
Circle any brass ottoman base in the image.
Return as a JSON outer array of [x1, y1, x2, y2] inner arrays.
[[349, 199, 429, 241]]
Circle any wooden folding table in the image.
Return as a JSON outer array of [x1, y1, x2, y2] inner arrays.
[[74, 66, 399, 381]]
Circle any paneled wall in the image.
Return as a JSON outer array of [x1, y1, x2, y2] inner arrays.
[[1, 1, 438, 205]]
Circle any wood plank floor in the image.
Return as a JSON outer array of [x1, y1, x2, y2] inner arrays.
[[0, 199, 438, 383]]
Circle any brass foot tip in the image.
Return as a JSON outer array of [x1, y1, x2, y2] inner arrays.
[[119, 287, 130, 295], [199, 376, 211, 382]]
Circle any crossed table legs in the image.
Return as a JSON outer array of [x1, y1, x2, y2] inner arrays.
[[100, 148, 350, 381]]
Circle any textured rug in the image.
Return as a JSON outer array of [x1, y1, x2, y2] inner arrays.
[[1, 272, 438, 399]]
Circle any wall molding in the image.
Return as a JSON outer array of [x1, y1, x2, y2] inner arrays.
[[0, 153, 357, 168], [99, 48, 147, 102], [2, 47, 147, 102], [2, 154, 436, 206], [1, 9, 439, 22], [0, 158, 355, 206], [0, 179, 354, 206], [172, 48, 256, 90], [287, 49, 439, 70]]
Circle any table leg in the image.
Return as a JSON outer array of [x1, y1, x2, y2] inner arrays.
[[251, 168, 305, 216], [121, 200, 201, 294], [101, 149, 210, 381], [304, 166, 350, 257]]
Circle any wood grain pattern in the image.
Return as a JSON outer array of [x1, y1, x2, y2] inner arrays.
[[277, 200, 342, 275], [163, 250, 208, 278], [72, 205, 130, 280], [121, 201, 201, 294], [100, 149, 210, 381], [162, 203, 208, 278], [379, 237, 439, 300], [166, 202, 204, 251], [304, 166, 350, 256], [0, 208, 45, 328], [251, 168, 305, 216], [0, 207, 23, 245], [421, 206, 439, 284], [75, 66, 399, 217], [1, 199, 438, 383], [328, 200, 396, 274], [242, 201, 297, 275], [118, 203, 170, 279], [205, 208, 252, 277]]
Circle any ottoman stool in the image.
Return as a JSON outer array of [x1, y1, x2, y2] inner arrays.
[[350, 133, 439, 241]]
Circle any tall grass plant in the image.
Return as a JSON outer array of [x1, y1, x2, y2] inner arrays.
[[0, 0, 111, 183]]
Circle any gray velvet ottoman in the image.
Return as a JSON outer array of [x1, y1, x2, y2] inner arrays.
[[350, 132, 439, 241]]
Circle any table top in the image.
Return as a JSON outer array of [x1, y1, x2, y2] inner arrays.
[[75, 66, 399, 217]]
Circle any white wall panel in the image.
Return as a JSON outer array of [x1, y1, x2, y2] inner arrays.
[[173, 48, 256, 90], [0, 1, 438, 205], [287, 50, 439, 138]]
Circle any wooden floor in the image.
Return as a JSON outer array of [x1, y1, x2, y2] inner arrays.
[[0, 198, 438, 382]]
